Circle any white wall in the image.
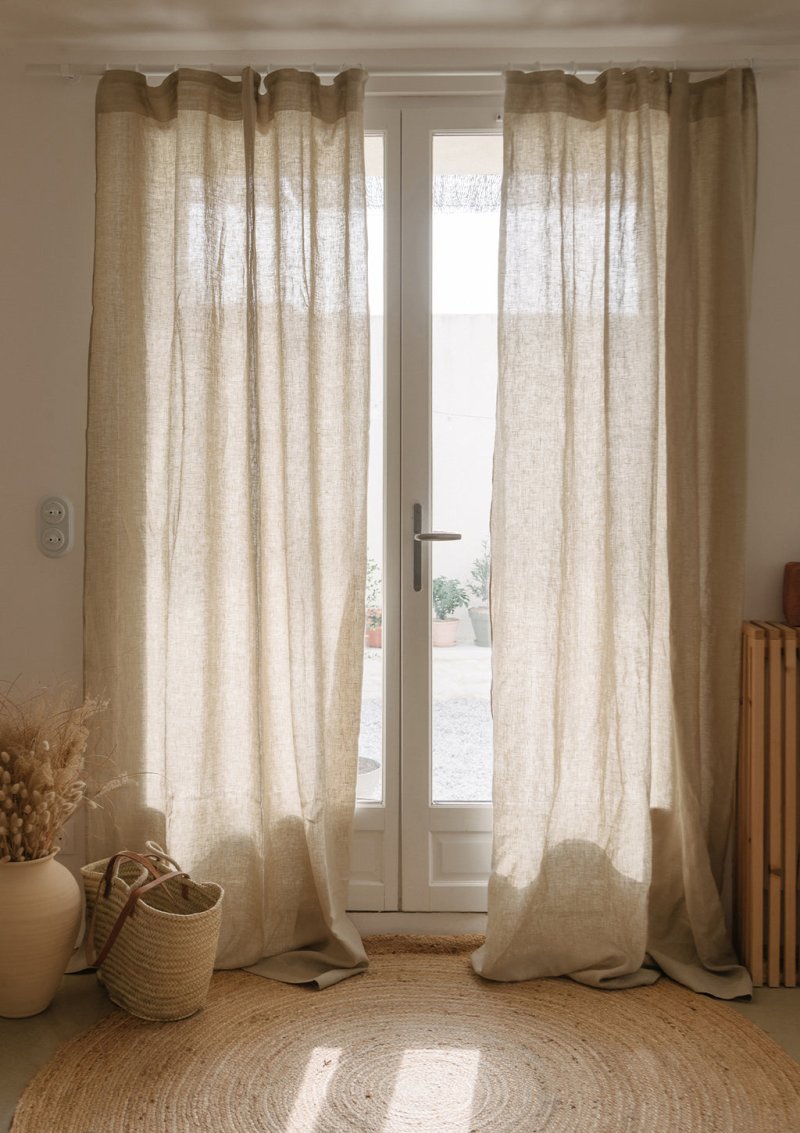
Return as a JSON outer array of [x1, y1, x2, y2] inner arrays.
[[0, 73, 96, 693], [745, 70, 800, 619], [0, 66, 798, 686]]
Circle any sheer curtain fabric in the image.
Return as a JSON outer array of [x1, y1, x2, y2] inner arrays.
[[85, 68, 370, 986], [477, 68, 756, 997]]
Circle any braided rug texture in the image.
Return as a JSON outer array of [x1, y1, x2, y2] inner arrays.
[[12, 935, 800, 1132]]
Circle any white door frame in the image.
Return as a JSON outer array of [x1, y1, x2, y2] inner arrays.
[[349, 101, 502, 915]]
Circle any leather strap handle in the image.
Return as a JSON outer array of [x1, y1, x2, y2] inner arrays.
[[143, 841, 182, 874], [100, 850, 189, 900], [101, 852, 162, 897], [87, 863, 190, 969]]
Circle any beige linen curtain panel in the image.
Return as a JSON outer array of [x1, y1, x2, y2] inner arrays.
[[85, 68, 369, 986], [476, 68, 756, 997]]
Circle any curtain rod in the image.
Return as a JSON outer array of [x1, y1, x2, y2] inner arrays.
[[23, 57, 800, 82]]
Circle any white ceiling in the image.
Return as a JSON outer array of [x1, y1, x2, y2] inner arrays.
[[4, 0, 797, 50], [3, 0, 800, 57]]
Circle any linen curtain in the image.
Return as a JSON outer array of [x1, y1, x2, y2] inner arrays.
[[476, 68, 756, 996], [85, 67, 370, 986]]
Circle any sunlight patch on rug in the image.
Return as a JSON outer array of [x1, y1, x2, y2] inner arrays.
[[285, 1047, 342, 1133], [386, 1048, 481, 1131]]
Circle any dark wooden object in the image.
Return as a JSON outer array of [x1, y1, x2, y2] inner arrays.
[[783, 563, 800, 626]]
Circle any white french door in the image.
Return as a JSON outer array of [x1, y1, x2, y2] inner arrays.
[[349, 104, 502, 914]]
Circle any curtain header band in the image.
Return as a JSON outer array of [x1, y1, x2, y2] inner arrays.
[[96, 66, 368, 123]]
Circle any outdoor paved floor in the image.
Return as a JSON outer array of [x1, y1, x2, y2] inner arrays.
[[358, 642, 493, 802]]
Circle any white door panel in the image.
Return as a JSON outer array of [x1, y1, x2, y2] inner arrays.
[[351, 103, 501, 914]]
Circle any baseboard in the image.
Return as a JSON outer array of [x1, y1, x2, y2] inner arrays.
[[350, 911, 487, 935]]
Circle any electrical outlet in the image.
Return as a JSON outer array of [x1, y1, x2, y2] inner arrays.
[[41, 498, 67, 524], [38, 495, 73, 557], [41, 526, 66, 552]]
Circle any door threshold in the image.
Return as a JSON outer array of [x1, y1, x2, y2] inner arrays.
[[350, 911, 487, 935]]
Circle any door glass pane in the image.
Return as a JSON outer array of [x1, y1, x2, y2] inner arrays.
[[431, 133, 501, 804], [358, 134, 385, 802]]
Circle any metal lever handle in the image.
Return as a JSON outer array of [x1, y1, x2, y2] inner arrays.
[[413, 504, 461, 592]]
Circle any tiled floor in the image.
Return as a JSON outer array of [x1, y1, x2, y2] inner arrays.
[[1, 974, 114, 1132], [1, 974, 796, 1131]]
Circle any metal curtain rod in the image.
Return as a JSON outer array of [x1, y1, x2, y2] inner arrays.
[[24, 56, 800, 81]]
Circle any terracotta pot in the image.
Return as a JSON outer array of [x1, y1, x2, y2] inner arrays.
[[366, 625, 382, 648], [0, 853, 82, 1017], [432, 617, 459, 647]]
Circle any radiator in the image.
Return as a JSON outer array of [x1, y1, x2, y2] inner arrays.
[[737, 622, 799, 987]]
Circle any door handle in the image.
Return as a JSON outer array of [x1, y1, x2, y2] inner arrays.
[[413, 503, 461, 592]]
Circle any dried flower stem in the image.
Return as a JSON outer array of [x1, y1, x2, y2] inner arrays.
[[0, 688, 111, 862]]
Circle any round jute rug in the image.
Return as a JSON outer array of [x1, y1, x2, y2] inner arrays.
[[12, 936, 800, 1132]]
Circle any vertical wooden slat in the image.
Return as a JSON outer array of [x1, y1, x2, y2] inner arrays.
[[783, 625, 798, 987], [736, 625, 750, 970], [737, 622, 800, 987], [744, 622, 766, 986], [760, 622, 783, 987]]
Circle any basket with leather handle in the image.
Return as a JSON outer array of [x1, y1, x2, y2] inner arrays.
[[81, 847, 224, 1021]]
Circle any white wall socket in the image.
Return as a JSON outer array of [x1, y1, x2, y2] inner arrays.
[[38, 495, 73, 557], [41, 497, 68, 524]]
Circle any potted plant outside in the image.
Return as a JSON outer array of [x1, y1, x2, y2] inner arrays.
[[466, 541, 491, 647], [365, 557, 382, 648], [431, 576, 469, 647]]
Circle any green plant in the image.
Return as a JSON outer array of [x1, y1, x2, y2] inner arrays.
[[432, 576, 469, 621], [365, 557, 382, 628], [466, 541, 490, 605]]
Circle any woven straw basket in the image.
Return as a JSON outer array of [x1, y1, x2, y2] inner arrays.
[[81, 847, 223, 1021]]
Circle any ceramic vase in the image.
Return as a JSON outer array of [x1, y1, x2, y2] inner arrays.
[[0, 853, 82, 1017]]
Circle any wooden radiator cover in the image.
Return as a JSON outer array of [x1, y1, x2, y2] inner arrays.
[[737, 622, 799, 987]]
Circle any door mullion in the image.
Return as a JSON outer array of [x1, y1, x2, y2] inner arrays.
[[400, 109, 435, 910]]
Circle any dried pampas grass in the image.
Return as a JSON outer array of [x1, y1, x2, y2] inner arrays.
[[0, 687, 118, 862]]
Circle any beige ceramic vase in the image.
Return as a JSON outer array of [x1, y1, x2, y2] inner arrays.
[[0, 853, 82, 1017]]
